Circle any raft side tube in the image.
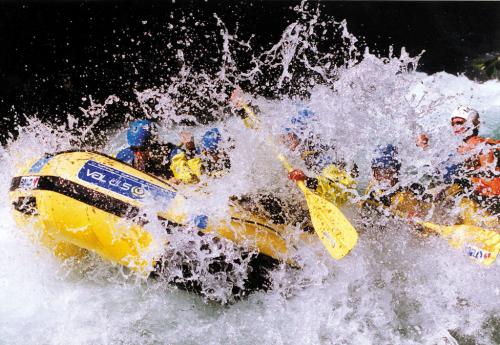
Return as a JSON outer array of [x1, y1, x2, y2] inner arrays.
[[10, 151, 306, 271]]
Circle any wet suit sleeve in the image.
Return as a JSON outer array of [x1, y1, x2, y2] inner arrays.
[[116, 147, 135, 165], [307, 164, 357, 207]]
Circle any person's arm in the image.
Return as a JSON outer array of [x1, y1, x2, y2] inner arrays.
[[115, 147, 135, 165], [415, 134, 429, 150], [182, 131, 196, 151]]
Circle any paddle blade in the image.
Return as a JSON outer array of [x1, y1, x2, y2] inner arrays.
[[301, 182, 358, 259], [424, 222, 500, 266]]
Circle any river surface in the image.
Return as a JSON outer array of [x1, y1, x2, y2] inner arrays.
[[2, 7, 500, 345]]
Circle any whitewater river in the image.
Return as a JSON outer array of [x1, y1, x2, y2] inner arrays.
[[2, 10, 500, 345]]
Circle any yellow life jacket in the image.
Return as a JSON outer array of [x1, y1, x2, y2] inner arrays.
[[170, 151, 201, 184], [170, 150, 229, 184], [313, 164, 357, 207]]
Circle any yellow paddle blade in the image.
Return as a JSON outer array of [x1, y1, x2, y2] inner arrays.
[[423, 222, 500, 266], [300, 181, 358, 259]]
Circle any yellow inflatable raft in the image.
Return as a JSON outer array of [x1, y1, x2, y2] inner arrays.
[[10, 151, 315, 274]]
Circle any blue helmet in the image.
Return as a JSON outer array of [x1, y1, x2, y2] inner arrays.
[[371, 144, 401, 170], [200, 128, 221, 153], [284, 105, 315, 139], [127, 120, 154, 147], [291, 108, 314, 130]]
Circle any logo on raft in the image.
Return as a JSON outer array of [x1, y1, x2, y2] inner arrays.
[[465, 245, 492, 263], [20, 176, 40, 189], [78, 160, 176, 206]]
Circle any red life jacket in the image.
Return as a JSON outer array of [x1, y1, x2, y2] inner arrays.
[[459, 136, 500, 197]]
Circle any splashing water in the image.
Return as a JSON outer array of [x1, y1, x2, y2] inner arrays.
[[3, 5, 500, 344]]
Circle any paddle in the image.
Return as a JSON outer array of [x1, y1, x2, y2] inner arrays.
[[364, 199, 500, 266], [231, 93, 358, 259]]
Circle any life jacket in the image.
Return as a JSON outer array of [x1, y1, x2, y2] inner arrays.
[[301, 150, 357, 207], [458, 136, 500, 197], [360, 182, 403, 221], [362, 182, 402, 208], [170, 147, 202, 184], [471, 177, 500, 197], [457, 136, 497, 169], [170, 145, 231, 184]]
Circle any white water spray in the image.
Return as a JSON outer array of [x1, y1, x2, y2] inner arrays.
[[2, 5, 500, 344]]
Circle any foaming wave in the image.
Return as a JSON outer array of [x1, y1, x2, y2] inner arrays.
[[3, 4, 500, 344]]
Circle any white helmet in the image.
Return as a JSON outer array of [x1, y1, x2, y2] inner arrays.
[[451, 106, 480, 126]]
